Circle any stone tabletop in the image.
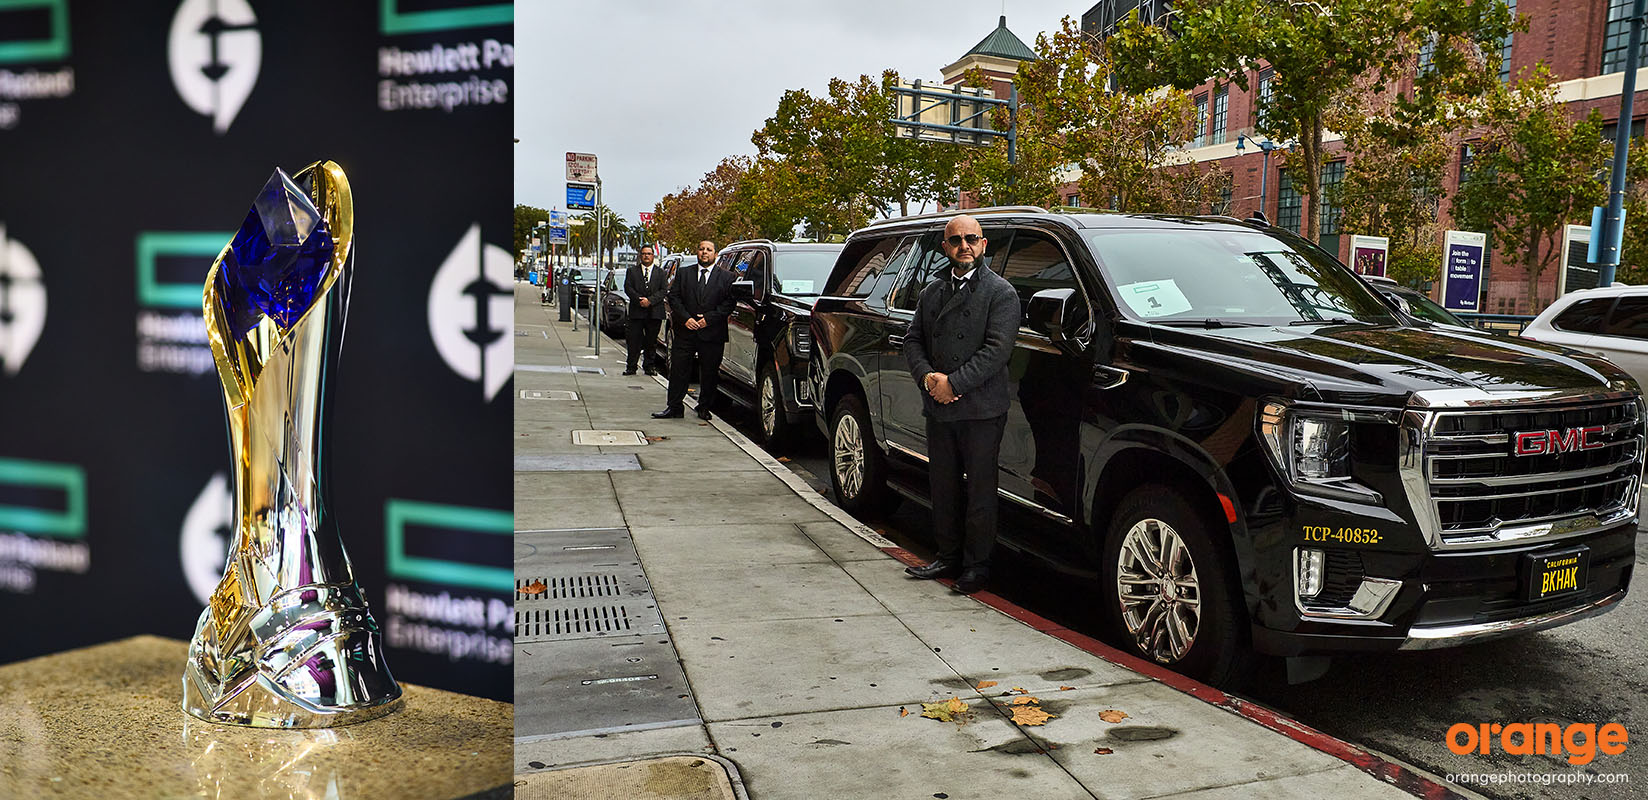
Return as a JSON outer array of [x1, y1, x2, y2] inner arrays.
[[0, 635, 511, 799]]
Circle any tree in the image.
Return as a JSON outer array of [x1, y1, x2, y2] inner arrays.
[[1618, 141, 1648, 285], [1452, 66, 1610, 307], [513, 203, 553, 260], [1113, 0, 1515, 240]]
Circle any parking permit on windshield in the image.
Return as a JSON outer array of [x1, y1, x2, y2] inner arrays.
[[781, 279, 814, 294], [1119, 280, 1193, 317]]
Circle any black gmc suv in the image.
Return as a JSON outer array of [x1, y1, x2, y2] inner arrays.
[[690, 240, 843, 447], [808, 207, 1643, 686]]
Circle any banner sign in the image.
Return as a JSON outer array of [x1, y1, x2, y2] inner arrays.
[[1442, 230, 1487, 313], [1349, 234, 1389, 278], [0, 2, 512, 701]]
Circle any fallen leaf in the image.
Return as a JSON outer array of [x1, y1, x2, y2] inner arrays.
[[1098, 710, 1129, 723], [1009, 687, 1028, 695], [1059, 686, 1075, 691], [1009, 696, 1040, 706], [522, 581, 547, 594], [1094, 747, 1114, 755], [976, 680, 998, 690], [1010, 706, 1056, 726], [899, 707, 909, 718], [777, 456, 791, 462], [920, 697, 971, 723]]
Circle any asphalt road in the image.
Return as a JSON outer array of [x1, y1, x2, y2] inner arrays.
[[712, 402, 1647, 800]]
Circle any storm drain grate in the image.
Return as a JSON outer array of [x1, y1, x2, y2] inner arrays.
[[517, 574, 622, 600], [515, 604, 643, 638], [521, 390, 580, 400]]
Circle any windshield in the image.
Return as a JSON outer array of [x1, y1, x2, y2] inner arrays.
[[773, 250, 841, 295], [1389, 288, 1469, 328], [1083, 228, 1398, 326]]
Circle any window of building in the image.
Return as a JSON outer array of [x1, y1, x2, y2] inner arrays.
[[1194, 95, 1208, 147], [1604, 0, 1648, 75], [1500, 0, 1516, 83], [1601, 118, 1647, 142], [1065, 194, 1081, 207], [1276, 170, 1302, 233], [1255, 68, 1273, 129], [1319, 161, 1345, 254], [1418, 35, 1436, 76], [1215, 186, 1233, 216], [1211, 86, 1228, 145]]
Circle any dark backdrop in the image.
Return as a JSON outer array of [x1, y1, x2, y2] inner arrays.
[[0, 0, 514, 702]]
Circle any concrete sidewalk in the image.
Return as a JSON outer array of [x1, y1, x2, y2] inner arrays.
[[510, 284, 1441, 800]]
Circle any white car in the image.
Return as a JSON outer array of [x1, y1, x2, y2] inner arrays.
[[1522, 284, 1648, 389]]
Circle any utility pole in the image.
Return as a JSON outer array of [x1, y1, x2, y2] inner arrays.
[[590, 176, 603, 353], [1600, 0, 1647, 287]]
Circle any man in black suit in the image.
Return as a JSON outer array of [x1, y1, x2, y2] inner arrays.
[[901, 214, 1020, 594], [653, 240, 735, 421], [623, 244, 667, 375]]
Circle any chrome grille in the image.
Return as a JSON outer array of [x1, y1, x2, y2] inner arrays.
[[1404, 395, 1644, 550]]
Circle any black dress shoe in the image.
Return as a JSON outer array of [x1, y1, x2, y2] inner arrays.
[[644, 368, 658, 376], [651, 407, 684, 419], [622, 369, 637, 376], [905, 559, 960, 580], [697, 407, 713, 420], [952, 567, 990, 594]]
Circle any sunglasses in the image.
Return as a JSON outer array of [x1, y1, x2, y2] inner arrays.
[[946, 234, 983, 247]]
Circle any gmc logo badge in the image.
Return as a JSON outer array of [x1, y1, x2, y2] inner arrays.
[[1514, 427, 1606, 456]]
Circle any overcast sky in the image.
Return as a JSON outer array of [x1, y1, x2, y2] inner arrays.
[[515, 0, 1081, 228]]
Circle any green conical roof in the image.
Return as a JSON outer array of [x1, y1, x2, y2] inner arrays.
[[967, 15, 1038, 61]]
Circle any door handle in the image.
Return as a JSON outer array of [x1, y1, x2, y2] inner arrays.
[[1093, 365, 1129, 390], [888, 335, 905, 348]]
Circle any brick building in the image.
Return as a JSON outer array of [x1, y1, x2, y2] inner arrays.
[[946, 1, 1648, 315]]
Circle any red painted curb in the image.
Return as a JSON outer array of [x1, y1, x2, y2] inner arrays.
[[879, 546, 1467, 800]]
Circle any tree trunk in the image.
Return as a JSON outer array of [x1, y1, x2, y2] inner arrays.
[[1300, 112, 1323, 241]]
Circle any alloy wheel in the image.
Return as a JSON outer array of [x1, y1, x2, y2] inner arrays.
[[761, 374, 779, 439], [1116, 518, 1201, 664], [833, 413, 864, 499]]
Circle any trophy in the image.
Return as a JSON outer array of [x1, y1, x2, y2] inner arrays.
[[183, 161, 402, 727]]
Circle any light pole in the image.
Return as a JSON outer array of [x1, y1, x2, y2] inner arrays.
[[1235, 133, 1282, 221]]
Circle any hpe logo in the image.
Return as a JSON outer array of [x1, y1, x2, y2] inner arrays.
[[167, 0, 259, 134], [179, 472, 232, 606], [0, 224, 45, 377], [429, 223, 512, 402], [1514, 427, 1607, 457]]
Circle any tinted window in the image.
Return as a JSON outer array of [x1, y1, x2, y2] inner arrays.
[[893, 228, 1012, 311], [997, 230, 1079, 325], [837, 236, 911, 309], [1606, 296, 1648, 339], [1553, 298, 1611, 333]]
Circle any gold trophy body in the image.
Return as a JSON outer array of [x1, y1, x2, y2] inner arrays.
[[183, 161, 402, 727]]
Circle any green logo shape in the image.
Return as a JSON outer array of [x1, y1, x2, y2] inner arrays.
[[0, 0, 69, 64], [379, 0, 511, 34], [0, 457, 86, 539], [385, 499, 511, 593], [136, 232, 230, 309]]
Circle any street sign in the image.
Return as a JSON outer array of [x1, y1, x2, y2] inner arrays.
[[1442, 230, 1486, 313], [548, 226, 569, 245], [567, 182, 595, 210], [566, 152, 598, 183], [637, 211, 654, 226]]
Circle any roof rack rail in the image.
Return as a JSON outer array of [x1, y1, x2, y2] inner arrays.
[[859, 205, 1050, 229]]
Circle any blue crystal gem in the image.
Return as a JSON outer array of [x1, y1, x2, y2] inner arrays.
[[220, 168, 335, 336]]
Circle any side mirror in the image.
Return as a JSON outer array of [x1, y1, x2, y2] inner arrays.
[[1028, 288, 1078, 341], [732, 280, 755, 301]]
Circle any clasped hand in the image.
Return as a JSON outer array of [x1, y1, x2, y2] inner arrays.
[[686, 315, 706, 331], [925, 372, 959, 404]]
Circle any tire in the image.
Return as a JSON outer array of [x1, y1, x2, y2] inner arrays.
[[757, 365, 795, 450], [828, 393, 892, 515], [1099, 484, 1252, 688]]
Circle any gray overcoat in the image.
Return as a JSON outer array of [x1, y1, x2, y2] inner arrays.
[[902, 264, 1020, 421]]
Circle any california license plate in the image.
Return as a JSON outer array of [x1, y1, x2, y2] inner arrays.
[[1525, 547, 1590, 602]]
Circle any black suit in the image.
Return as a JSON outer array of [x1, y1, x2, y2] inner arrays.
[[664, 261, 736, 411], [624, 262, 667, 372]]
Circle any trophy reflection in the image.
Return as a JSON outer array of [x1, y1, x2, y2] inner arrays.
[[183, 161, 402, 728]]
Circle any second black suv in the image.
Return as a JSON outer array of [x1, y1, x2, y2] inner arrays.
[[809, 208, 1643, 686]]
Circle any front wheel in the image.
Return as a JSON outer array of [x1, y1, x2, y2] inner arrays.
[[828, 393, 892, 515], [1100, 484, 1252, 687]]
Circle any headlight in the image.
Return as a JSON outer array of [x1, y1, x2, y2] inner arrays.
[[1258, 401, 1383, 503]]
